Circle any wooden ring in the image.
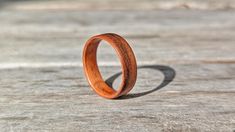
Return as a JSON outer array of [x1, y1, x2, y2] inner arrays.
[[83, 33, 137, 99]]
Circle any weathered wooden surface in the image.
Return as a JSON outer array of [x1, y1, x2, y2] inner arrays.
[[0, 0, 235, 131]]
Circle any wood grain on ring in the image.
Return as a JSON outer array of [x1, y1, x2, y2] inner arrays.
[[82, 33, 137, 99]]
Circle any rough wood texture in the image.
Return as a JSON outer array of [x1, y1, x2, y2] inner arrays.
[[83, 33, 137, 99], [0, 0, 235, 131]]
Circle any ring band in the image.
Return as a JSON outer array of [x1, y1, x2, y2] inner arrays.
[[82, 33, 137, 99]]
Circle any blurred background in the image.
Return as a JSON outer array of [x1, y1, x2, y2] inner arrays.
[[0, 0, 235, 68]]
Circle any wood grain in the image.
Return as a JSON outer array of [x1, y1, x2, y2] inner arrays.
[[83, 33, 137, 99], [0, 64, 234, 131], [0, 10, 235, 66], [2, 0, 235, 11], [0, 0, 234, 131]]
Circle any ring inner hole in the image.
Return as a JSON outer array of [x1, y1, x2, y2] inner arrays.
[[97, 40, 122, 91]]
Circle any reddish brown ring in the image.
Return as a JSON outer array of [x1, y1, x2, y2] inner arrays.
[[82, 33, 137, 99]]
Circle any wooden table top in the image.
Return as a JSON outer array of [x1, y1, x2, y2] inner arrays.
[[0, 0, 234, 131]]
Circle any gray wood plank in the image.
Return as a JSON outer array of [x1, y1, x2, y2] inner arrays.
[[2, 0, 235, 11], [0, 1, 235, 131], [0, 64, 234, 131], [0, 10, 235, 67]]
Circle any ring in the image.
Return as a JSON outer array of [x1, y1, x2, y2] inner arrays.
[[82, 33, 137, 99]]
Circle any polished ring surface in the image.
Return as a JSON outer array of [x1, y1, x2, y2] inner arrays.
[[82, 33, 137, 99]]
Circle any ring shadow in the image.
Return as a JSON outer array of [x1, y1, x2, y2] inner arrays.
[[105, 65, 176, 99]]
